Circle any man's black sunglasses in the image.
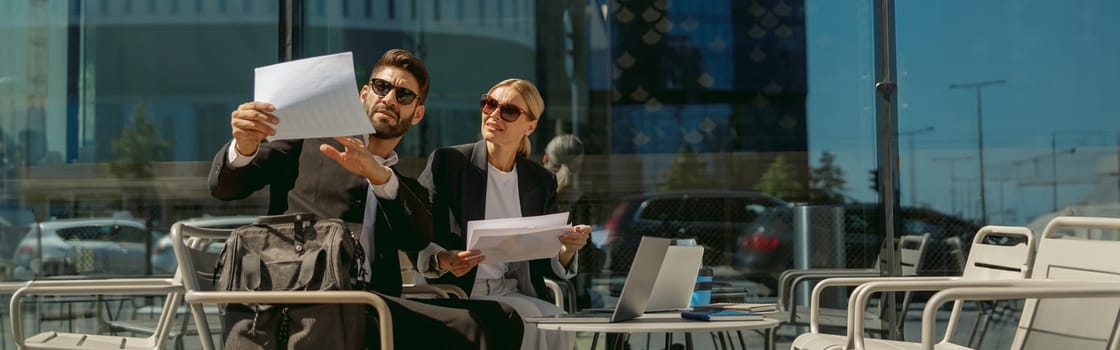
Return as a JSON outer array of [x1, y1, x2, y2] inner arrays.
[[368, 78, 418, 105]]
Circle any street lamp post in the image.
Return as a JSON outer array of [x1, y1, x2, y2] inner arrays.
[[932, 155, 973, 216], [949, 79, 1005, 223], [900, 126, 934, 207]]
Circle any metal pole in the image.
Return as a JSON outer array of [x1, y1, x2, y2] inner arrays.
[[900, 127, 933, 207], [948, 80, 1005, 223], [1052, 132, 1058, 212], [872, 0, 901, 339], [975, 87, 987, 223], [932, 156, 972, 218]]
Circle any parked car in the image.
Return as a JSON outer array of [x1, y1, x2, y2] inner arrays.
[[9, 218, 162, 280], [603, 191, 790, 274], [732, 204, 981, 290], [151, 215, 258, 274], [0, 207, 37, 280]]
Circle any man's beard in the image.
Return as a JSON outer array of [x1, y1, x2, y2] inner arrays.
[[365, 100, 412, 139]]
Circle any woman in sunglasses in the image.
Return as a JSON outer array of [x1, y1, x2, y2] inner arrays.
[[416, 78, 591, 350]]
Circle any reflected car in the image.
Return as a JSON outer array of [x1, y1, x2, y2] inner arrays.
[[151, 215, 258, 274], [0, 207, 37, 279], [9, 218, 162, 280], [732, 204, 981, 290], [603, 191, 790, 274]]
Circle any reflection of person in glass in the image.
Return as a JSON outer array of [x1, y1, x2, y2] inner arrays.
[[544, 134, 606, 309], [417, 78, 591, 350]]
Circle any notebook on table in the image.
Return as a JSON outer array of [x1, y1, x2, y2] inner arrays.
[[527, 236, 677, 323], [691, 303, 778, 314], [680, 309, 763, 321]]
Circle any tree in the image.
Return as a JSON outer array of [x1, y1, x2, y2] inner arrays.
[[755, 155, 803, 200], [809, 151, 847, 204], [110, 105, 173, 179], [659, 144, 707, 190], [110, 104, 173, 275]]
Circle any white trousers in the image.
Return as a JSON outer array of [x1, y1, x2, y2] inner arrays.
[[472, 278, 575, 350]]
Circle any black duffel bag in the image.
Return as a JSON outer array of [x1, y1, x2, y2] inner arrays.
[[217, 213, 368, 350]]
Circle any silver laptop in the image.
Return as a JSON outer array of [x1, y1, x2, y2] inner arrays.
[[527, 237, 675, 323], [643, 245, 703, 312]]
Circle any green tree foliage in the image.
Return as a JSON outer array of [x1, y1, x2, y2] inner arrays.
[[809, 151, 847, 203], [110, 105, 173, 179], [659, 144, 706, 190], [755, 155, 803, 200]]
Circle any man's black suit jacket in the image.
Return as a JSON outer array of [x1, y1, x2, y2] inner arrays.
[[208, 138, 432, 297], [418, 140, 563, 299]]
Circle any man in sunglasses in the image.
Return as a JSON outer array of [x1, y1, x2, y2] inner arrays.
[[209, 49, 522, 350]]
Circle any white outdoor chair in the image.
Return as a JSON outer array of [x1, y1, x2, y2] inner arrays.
[[170, 222, 397, 350], [793, 215, 1120, 350], [1, 282, 32, 350], [543, 278, 577, 312], [101, 240, 225, 350], [105, 233, 464, 350], [790, 225, 1036, 350], [908, 216, 1120, 350], [397, 250, 468, 299], [777, 233, 931, 338], [8, 277, 182, 350]]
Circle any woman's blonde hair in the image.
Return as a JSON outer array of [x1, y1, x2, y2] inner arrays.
[[487, 78, 544, 156]]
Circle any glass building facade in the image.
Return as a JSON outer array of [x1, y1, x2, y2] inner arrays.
[[1, 0, 1119, 344]]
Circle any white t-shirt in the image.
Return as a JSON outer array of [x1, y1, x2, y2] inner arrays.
[[475, 163, 521, 280]]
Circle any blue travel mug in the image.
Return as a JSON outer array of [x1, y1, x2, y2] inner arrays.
[[691, 266, 713, 306]]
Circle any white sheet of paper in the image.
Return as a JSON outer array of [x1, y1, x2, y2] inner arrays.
[[254, 52, 374, 141], [468, 225, 570, 264], [466, 212, 571, 264]]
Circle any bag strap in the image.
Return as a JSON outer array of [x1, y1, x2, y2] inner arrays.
[[255, 212, 317, 225], [241, 254, 262, 291], [295, 249, 325, 290], [255, 212, 315, 243]]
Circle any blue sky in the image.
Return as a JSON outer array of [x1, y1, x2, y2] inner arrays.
[[804, 0, 1120, 224]]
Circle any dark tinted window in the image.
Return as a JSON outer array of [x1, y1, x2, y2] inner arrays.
[[637, 198, 686, 221], [638, 196, 781, 224], [732, 198, 775, 223], [116, 227, 150, 243], [56, 224, 147, 243], [678, 198, 727, 223], [844, 207, 876, 234]]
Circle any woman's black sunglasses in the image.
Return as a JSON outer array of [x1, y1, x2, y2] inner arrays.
[[368, 78, 418, 105], [480, 95, 527, 122]]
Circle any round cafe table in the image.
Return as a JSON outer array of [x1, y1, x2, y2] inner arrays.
[[531, 314, 779, 350]]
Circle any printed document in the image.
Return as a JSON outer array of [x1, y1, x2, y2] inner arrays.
[[254, 52, 374, 140], [466, 213, 570, 264]]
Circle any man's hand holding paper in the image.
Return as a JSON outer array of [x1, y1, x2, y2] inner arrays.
[[252, 51, 374, 141]]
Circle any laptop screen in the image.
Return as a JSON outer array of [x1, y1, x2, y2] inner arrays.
[[609, 237, 673, 322]]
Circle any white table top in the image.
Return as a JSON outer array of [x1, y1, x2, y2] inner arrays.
[[530, 314, 780, 333]]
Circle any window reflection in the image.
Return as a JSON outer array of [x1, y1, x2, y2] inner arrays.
[[0, 0, 1114, 315]]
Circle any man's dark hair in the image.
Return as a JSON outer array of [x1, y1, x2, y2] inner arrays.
[[371, 49, 431, 105]]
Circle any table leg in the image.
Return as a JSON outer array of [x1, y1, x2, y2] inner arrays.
[[685, 332, 694, 350], [736, 330, 747, 349], [590, 332, 600, 350], [766, 328, 775, 350]]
